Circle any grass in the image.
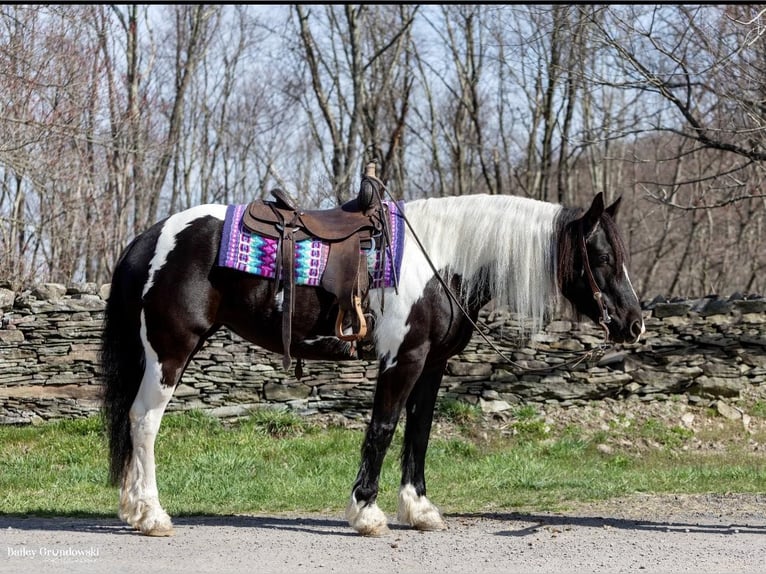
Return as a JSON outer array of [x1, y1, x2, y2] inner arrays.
[[437, 399, 481, 426], [751, 400, 766, 419], [0, 407, 764, 518]]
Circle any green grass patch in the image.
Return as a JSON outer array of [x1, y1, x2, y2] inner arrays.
[[750, 400, 766, 419], [1, 410, 764, 518], [509, 404, 550, 439], [437, 399, 480, 426], [637, 418, 695, 448]]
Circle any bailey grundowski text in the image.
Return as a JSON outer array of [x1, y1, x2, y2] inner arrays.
[[7, 546, 100, 559]]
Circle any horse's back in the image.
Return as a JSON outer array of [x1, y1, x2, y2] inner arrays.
[[113, 205, 227, 292]]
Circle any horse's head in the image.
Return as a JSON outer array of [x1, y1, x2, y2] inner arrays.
[[558, 193, 645, 344]]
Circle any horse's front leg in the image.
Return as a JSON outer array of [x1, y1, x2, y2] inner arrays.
[[398, 363, 447, 531], [346, 355, 425, 536]]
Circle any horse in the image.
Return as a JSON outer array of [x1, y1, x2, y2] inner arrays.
[[101, 190, 645, 537]]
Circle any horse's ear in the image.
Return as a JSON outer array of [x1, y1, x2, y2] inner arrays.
[[581, 192, 605, 237], [605, 196, 622, 220]]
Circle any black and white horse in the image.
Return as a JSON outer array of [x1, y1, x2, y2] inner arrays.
[[101, 191, 644, 536]]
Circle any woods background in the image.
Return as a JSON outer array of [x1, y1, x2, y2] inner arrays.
[[1, 4, 765, 298]]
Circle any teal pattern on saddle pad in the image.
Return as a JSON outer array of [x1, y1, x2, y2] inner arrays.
[[218, 204, 328, 286]]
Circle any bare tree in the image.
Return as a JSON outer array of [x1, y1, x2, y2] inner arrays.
[[290, 5, 416, 205], [582, 5, 766, 295]]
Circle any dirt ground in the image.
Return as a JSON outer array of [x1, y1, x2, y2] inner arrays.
[[2, 493, 765, 574]]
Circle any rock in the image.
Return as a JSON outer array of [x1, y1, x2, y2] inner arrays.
[[598, 351, 626, 368], [733, 299, 766, 314], [67, 283, 98, 295], [624, 382, 641, 394], [0, 288, 15, 310], [551, 339, 585, 352], [0, 330, 24, 343], [447, 361, 493, 377], [207, 405, 253, 418], [652, 302, 691, 318], [714, 401, 741, 421], [643, 295, 667, 310], [701, 363, 741, 377], [479, 398, 512, 413], [596, 443, 613, 455], [174, 384, 200, 398], [630, 369, 691, 393], [546, 320, 572, 333], [689, 376, 743, 398], [31, 283, 67, 301], [263, 382, 311, 401]]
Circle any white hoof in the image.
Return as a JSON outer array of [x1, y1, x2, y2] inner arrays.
[[136, 509, 175, 537], [397, 484, 446, 531], [346, 495, 389, 536], [120, 496, 175, 536]]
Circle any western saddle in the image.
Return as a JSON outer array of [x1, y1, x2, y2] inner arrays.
[[241, 163, 392, 370]]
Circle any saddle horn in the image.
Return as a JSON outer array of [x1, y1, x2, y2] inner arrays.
[[358, 162, 378, 212]]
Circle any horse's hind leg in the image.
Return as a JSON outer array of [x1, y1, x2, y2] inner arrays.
[[397, 363, 447, 531], [120, 312, 197, 536]]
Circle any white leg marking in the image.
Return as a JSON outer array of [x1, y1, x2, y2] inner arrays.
[[397, 484, 446, 531], [143, 204, 227, 296], [345, 492, 389, 537], [120, 311, 176, 536]]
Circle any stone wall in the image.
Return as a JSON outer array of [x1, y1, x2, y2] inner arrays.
[[1, 283, 764, 425]]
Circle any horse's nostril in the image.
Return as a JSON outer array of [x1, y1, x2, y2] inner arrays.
[[630, 320, 644, 340]]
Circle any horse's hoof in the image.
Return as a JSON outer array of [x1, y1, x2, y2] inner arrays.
[[143, 526, 175, 537], [131, 506, 175, 537], [397, 485, 446, 531], [412, 514, 446, 531], [357, 523, 390, 537], [346, 497, 389, 536], [399, 508, 446, 531]]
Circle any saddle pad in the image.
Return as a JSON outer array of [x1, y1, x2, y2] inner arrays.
[[217, 200, 405, 288]]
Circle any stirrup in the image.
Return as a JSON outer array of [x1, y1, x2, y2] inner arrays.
[[335, 295, 368, 341]]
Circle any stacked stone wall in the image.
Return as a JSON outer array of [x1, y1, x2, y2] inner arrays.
[[1, 283, 764, 424]]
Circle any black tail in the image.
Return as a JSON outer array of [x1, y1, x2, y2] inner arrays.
[[100, 239, 148, 486]]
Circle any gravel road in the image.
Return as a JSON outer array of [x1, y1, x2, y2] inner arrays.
[[3, 494, 765, 574]]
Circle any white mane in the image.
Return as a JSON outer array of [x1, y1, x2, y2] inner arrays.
[[402, 194, 563, 331]]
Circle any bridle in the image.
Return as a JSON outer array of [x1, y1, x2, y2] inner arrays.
[[579, 220, 612, 342]]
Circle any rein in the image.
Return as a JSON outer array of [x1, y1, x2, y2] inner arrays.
[[369, 174, 611, 373]]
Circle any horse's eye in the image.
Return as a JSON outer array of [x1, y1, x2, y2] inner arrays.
[[598, 254, 610, 265]]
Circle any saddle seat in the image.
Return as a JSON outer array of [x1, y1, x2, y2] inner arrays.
[[241, 165, 390, 371]]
